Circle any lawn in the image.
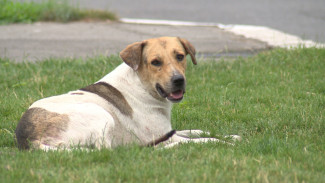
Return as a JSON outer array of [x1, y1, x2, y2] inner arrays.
[[0, 0, 117, 24], [0, 48, 324, 182]]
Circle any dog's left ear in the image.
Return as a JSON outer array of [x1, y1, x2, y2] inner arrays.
[[178, 37, 197, 65], [120, 41, 146, 70]]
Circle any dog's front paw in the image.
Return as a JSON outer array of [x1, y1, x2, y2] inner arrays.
[[224, 135, 242, 142]]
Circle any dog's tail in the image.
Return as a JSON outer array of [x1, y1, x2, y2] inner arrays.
[[146, 130, 176, 147]]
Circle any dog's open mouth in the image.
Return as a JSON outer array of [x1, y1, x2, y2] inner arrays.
[[156, 84, 184, 102]]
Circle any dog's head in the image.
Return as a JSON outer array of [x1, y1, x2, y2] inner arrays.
[[120, 37, 196, 103]]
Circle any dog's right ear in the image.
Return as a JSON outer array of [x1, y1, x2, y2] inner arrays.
[[120, 41, 146, 71], [178, 37, 197, 65]]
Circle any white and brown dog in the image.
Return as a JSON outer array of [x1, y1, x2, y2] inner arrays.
[[15, 37, 240, 150]]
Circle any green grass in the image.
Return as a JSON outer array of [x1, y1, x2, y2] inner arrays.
[[0, 0, 117, 24], [1, 48, 325, 182]]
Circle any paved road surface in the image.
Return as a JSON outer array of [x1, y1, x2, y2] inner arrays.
[[0, 22, 269, 62], [4, 0, 323, 62], [76, 0, 325, 43]]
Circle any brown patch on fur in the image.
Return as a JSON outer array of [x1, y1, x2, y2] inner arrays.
[[178, 37, 197, 65], [15, 108, 69, 150], [80, 82, 133, 117], [120, 41, 146, 70]]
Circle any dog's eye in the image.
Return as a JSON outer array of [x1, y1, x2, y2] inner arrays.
[[151, 60, 162, 67], [176, 54, 184, 61]]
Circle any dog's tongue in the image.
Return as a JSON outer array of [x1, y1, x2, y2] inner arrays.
[[169, 90, 183, 100]]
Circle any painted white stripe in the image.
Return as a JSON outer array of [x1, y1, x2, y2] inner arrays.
[[221, 24, 325, 49], [121, 18, 325, 49], [121, 18, 219, 27]]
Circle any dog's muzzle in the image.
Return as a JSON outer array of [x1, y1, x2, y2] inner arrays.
[[156, 75, 186, 103]]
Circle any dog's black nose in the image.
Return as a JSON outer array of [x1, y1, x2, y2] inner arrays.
[[171, 75, 185, 87]]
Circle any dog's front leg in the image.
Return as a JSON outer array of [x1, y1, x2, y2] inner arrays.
[[176, 130, 241, 141], [176, 129, 210, 138], [163, 134, 232, 149], [162, 130, 242, 149]]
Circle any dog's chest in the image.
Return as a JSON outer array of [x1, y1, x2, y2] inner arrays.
[[124, 99, 172, 140]]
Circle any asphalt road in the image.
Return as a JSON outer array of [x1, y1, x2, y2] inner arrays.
[[4, 0, 323, 62], [0, 22, 269, 62], [76, 0, 325, 43]]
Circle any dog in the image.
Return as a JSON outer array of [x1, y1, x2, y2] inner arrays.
[[15, 37, 240, 150]]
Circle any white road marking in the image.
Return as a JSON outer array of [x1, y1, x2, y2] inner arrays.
[[219, 24, 325, 49]]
